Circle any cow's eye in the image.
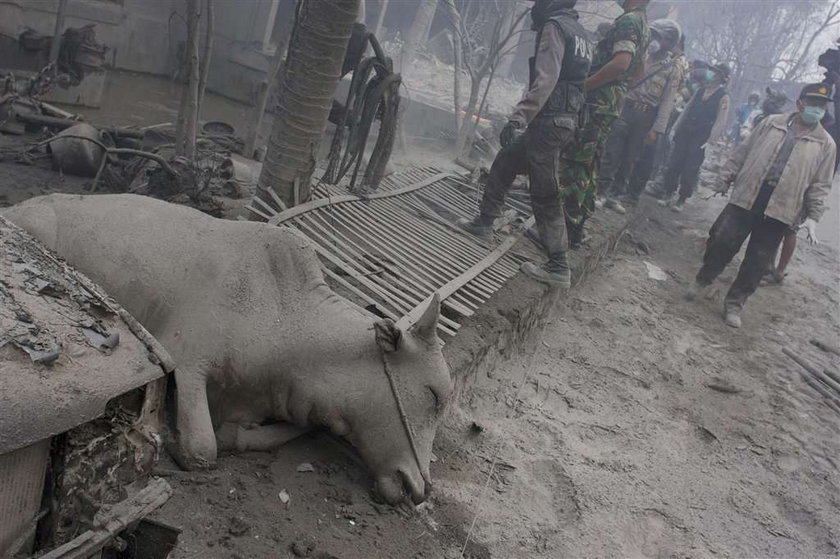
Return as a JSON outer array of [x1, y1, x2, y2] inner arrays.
[[428, 387, 440, 409]]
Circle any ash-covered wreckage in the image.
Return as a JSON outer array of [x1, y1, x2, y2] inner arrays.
[[0, 216, 176, 557]]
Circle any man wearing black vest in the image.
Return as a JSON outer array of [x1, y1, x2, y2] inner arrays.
[[659, 63, 731, 211], [458, 0, 592, 288]]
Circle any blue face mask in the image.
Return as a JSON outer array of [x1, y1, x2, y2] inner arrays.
[[704, 69, 716, 83], [800, 105, 825, 126]]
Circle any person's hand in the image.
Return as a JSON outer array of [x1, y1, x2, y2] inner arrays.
[[644, 130, 659, 145], [500, 120, 524, 148], [801, 218, 819, 244]]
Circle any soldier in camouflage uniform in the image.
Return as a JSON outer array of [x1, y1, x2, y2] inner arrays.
[[560, 0, 651, 248]]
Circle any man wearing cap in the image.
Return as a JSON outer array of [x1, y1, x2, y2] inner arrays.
[[598, 18, 685, 214], [659, 62, 731, 211], [688, 83, 836, 329]]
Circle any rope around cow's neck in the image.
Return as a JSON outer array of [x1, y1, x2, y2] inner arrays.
[[379, 347, 432, 494]]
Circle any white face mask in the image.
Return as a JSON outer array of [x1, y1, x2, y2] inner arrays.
[[648, 40, 661, 55]]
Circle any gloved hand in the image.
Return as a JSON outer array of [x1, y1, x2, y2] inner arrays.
[[500, 120, 524, 148], [801, 218, 819, 244]]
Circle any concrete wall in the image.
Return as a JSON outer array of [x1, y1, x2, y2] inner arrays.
[[0, 0, 185, 75], [0, 0, 298, 105]]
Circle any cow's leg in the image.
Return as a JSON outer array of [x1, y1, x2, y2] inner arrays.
[[216, 422, 310, 452], [174, 367, 217, 470]]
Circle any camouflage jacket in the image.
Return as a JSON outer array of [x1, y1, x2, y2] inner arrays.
[[588, 8, 650, 118]]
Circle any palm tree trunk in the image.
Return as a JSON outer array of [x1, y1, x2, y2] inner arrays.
[[253, 0, 360, 213]]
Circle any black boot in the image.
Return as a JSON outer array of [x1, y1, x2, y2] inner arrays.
[[521, 250, 571, 288], [456, 215, 493, 239]]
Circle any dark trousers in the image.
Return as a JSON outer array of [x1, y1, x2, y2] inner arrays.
[[697, 204, 789, 311], [626, 140, 658, 199], [480, 117, 574, 256], [662, 130, 707, 200], [598, 101, 656, 196], [598, 102, 657, 197]]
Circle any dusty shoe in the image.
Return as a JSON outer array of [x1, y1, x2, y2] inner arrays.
[[671, 200, 685, 213], [604, 198, 627, 215], [456, 217, 493, 239], [685, 281, 716, 301], [685, 281, 710, 301], [765, 269, 786, 285], [594, 197, 605, 210], [724, 309, 742, 328], [657, 195, 674, 208], [521, 261, 571, 288]]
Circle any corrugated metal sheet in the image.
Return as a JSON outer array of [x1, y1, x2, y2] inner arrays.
[[0, 440, 49, 557], [252, 167, 536, 335]]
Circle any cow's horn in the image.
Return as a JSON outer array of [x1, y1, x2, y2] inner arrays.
[[411, 293, 440, 344]]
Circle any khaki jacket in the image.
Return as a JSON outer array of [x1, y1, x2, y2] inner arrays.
[[721, 113, 836, 225]]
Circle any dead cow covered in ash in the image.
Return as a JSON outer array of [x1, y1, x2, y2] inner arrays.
[[5, 194, 452, 504]]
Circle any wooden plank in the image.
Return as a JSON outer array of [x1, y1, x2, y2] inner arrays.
[[396, 217, 535, 330], [268, 172, 453, 225]]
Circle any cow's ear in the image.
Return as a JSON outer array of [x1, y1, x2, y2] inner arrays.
[[374, 319, 402, 353], [410, 293, 440, 344]]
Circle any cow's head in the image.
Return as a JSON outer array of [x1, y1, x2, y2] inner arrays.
[[324, 295, 452, 505]]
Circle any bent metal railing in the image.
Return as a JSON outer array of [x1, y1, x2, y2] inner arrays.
[[251, 167, 535, 336]]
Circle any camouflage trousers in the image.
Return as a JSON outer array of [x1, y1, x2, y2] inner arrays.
[[559, 105, 618, 244]]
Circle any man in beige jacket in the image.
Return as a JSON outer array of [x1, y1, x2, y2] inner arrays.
[[688, 83, 836, 328]]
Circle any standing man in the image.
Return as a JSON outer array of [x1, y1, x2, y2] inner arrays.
[[599, 18, 684, 214], [659, 63, 731, 211], [688, 84, 836, 328], [560, 0, 650, 248], [458, 0, 593, 287]]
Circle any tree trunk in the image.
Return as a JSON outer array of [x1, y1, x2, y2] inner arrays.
[[197, 0, 214, 117], [401, 0, 438, 69], [442, 0, 462, 132], [175, 0, 202, 159], [496, 1, 527, 79], [245, 46, 285, 159], [455, 79, 481, 157], [253, 0, 360, 214]]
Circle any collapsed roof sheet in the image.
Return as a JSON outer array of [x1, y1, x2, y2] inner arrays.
[[0, 216, 172, 455]]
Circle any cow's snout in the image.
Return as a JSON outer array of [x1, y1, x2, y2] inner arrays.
[[375, 465, 429, 505]]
